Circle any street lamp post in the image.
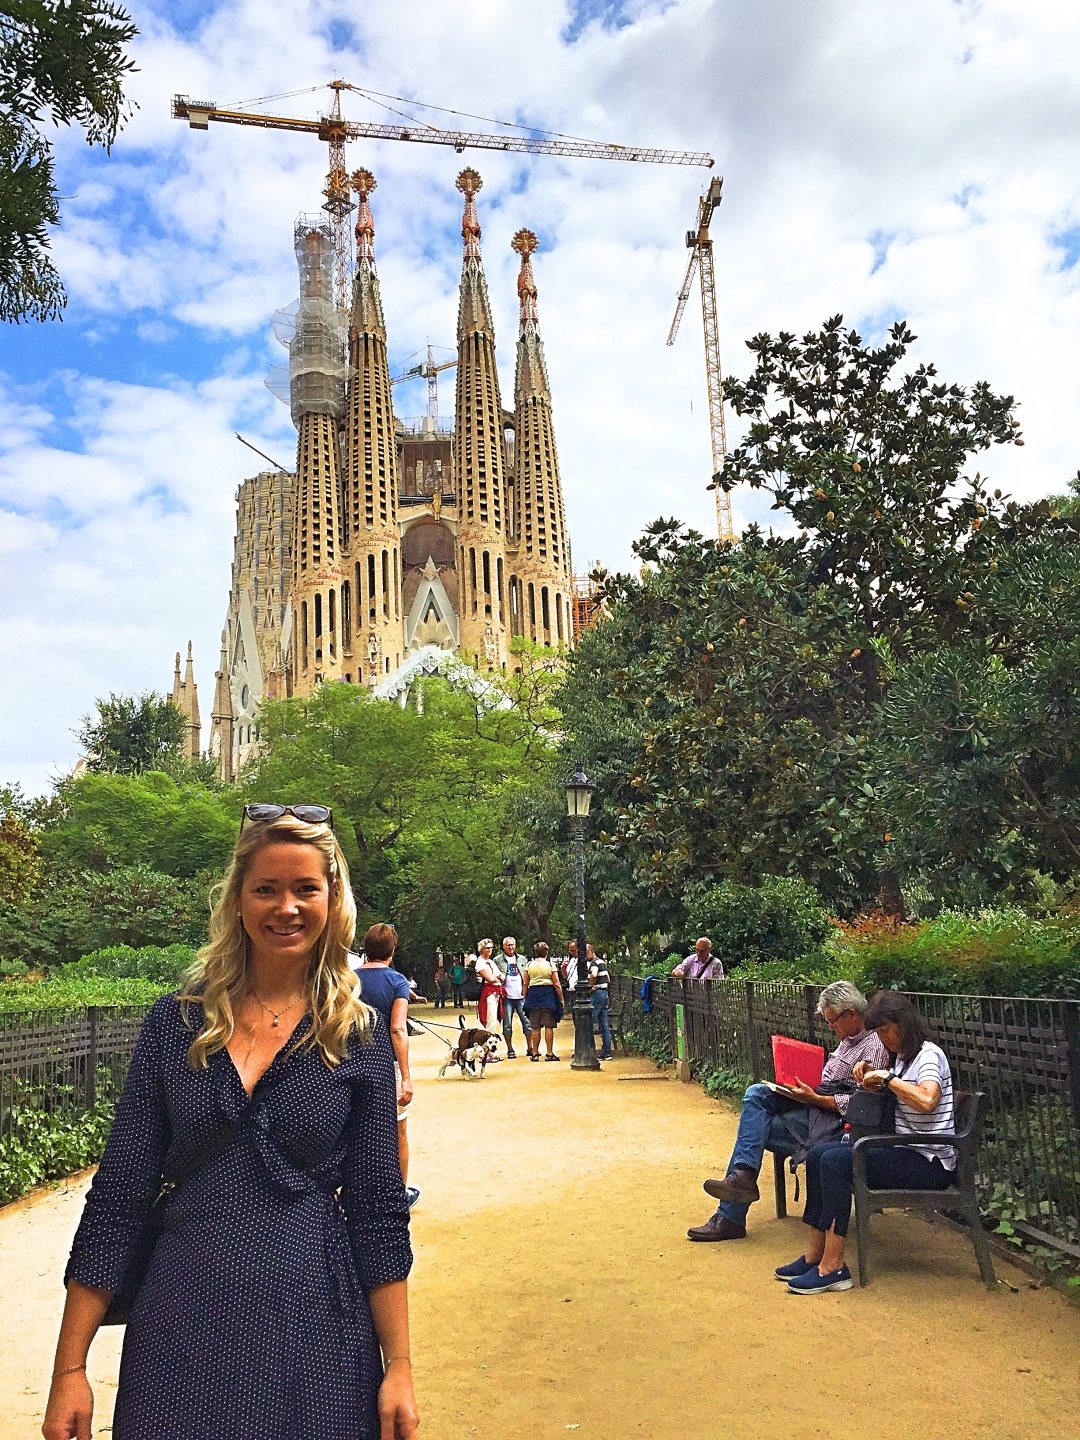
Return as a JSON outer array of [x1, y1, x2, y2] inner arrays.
[[565, 764, 600, 1073]]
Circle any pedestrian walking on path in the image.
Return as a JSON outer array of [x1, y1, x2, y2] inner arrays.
[[474, 939, 503, 1042], [43, 806, 417, 1440], [352, 923, 421, 1209], [523, 942, 564, 1061], [499, 936, 532, 1058], [587, 948, 614, 1060]]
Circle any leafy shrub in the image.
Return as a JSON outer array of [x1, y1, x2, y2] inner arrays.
[[0, 1095, 115, 1204], [60, 944, 196, 986], [829, 907, 1080, 998], [0, 976, 166, 1012], [621, 1009, 673, 1067], [0, 864, 211, 971], [683, 876, 833, 973], [698, 1062, 751, 1099]]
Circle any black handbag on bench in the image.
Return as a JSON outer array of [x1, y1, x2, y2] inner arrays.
[[845, 1086, 897, 1142]]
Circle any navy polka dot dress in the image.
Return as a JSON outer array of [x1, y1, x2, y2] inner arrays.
[[66, 994, 412, 1439]]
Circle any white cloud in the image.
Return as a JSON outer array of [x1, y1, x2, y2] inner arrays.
[[1, 0, 1079, 792]]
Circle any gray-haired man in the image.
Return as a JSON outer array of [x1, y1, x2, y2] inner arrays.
[[687, 981, 889, 1241]]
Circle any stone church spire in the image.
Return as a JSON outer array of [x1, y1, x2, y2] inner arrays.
[[170, 640, 202, 761], [288, 221, 347, 686], [509, 228, 572, 648], [454, 168, 509, 668], [341, 167, 403, 685], [209, 630, 235, 783]]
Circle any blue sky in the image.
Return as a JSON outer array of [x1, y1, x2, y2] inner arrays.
[[2, 0, 1079, 795]]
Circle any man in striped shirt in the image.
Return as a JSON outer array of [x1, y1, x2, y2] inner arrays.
[[688, 981, 889, 1242], [587, 947, 614, 1061]]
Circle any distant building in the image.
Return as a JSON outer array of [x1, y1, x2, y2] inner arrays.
[[189, 168, 575, 781]]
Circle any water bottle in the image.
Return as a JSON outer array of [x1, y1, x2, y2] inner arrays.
[[840, 1123, 852, 1145]]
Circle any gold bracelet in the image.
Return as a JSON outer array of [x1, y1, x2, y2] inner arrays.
[[52, 1363, 87, 1380]]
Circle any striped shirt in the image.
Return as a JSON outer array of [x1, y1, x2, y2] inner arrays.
[[821, 1028, 890, 1118], [588, 959, 610, 990], [891, 1041, 956, 1169]]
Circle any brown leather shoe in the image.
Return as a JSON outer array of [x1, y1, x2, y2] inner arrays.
[[687, 1215, 747, 1242], [703, 1169, 760, 1204]]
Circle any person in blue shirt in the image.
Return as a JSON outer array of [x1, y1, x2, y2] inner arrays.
[[352, 924, 419, 1209]]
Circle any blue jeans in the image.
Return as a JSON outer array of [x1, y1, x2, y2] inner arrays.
[[592, 989, 613, 1056], [713, 1083, 810, 1224], [502, 996, 532, 1044], [803, 1141, 953, 1238]]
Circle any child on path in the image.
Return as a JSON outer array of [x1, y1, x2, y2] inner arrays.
[[352, 923, 420, 1208]]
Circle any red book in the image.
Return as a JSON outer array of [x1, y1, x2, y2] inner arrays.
[[771, 1034, 825, 1089]]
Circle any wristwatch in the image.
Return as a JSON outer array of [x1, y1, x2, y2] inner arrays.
[[884, 1074, 897, 1092]]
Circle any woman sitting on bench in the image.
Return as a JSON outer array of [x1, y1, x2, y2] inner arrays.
[[779, 990, 956, 1295]]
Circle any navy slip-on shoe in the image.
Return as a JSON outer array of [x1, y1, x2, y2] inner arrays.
[[787, 1264, 853, 1294], [774, 1255, 816, 1281]]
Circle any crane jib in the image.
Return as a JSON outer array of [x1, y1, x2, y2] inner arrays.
[[171, 96, 713, 168]]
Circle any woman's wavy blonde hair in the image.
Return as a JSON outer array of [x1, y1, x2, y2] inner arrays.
[[180, 814, 373, 1069]]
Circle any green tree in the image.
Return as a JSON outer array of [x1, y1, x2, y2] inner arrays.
[[1, 0, 137, 322], [562, 318, 1073, 914], [0, 783, 40, 903], [39, 769, 237, 877], [247, 670, 567, 956], [76, 692, 186, 775], [0, 861, 209, 968]]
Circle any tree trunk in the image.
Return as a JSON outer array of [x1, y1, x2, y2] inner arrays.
[[878, 867, 905, 919]]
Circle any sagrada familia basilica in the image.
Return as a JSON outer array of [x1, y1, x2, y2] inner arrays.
[[170, 167, 575, 780]]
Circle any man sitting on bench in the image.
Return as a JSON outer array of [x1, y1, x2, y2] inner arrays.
[[687, 981, 889, 1242]]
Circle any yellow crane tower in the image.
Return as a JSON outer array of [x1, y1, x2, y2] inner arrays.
[[666, 177, 736, 544], [173, 81, 715, 314]]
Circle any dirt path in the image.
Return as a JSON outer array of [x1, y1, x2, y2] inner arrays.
[[3, 1013, 1079, 1439]]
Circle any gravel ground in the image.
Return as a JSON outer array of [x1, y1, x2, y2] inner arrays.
[[4, 1013, 1079, 1439]]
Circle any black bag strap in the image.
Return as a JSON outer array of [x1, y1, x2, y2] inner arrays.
[[161, 1069, 277, 1195]]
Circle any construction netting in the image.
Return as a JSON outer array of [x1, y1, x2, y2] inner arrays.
[[265, 216, 347, 426]]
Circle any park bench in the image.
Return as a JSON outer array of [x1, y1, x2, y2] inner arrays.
[[852, 1089, 996, 1288]]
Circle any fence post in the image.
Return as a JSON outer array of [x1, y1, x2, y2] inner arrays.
[[804, 984, 818, 1043], [675, 977, 691, 1082], [85, 1006, 98, 1110], [1063, 1003, 1080, 1130]]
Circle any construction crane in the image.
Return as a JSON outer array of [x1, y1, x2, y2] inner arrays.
[[173, 81, 714, 313], [666, 176, 735, 544], [390, 345, 457, 427]]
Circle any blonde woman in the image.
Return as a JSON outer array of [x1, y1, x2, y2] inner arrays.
[[43, 805, 418, 1440]]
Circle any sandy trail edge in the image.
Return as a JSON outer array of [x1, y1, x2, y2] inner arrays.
[[3, 1015, 1079, 1440]]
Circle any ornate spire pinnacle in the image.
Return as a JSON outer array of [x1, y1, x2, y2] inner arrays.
[[512, 228, 539, 326], [512, 228, 550, 404], [455, 169, 493, 337], [457, 168, 483, 259], [348, 167, 385, 337], [352, 168, 376, 261]]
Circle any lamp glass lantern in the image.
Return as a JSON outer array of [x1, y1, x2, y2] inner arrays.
[[564, 766, 595, 819]]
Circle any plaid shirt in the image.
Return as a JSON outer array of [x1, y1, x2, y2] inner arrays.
[[823, 1027, 890, 1117]]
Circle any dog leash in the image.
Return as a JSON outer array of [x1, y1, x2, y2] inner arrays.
[[408, 1017, 456, 1048]]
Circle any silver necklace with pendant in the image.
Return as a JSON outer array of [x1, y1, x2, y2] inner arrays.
[[251, 989, 305, 1028]]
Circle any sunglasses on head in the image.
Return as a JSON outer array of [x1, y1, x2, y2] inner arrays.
[[241, 803, 334, 831]]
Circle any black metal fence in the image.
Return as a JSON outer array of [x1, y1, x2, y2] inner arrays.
[[0, 1006, 152, 1144], [612, 975, 1080, 1265]]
